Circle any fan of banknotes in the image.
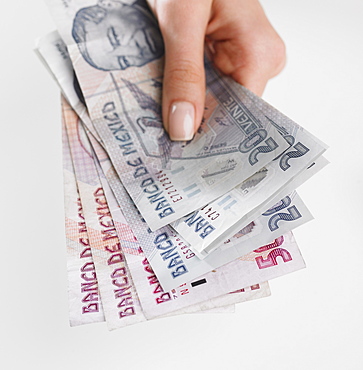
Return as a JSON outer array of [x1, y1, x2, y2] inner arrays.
[[36, 0, 328, 330]]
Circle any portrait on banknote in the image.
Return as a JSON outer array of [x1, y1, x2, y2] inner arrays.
[[72, 0, 164, 71]]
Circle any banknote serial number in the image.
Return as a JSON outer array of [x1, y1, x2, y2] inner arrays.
[[155, 170, 183, 203]]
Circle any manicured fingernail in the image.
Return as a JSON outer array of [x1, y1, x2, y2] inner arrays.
[[168, 101, 195, 141]]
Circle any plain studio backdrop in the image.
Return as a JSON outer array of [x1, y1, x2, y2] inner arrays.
[[1, 1, 362, 369]]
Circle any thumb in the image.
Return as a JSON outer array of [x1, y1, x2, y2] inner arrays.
[[150, 0, 212, 141]]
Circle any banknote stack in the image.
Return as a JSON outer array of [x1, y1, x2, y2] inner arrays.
[[36, 0, 328, 330]]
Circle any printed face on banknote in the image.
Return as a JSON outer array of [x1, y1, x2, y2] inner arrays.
[[72, 0, 164, 71]]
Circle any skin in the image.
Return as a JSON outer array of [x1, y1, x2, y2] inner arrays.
[[146, 0, 286, 138]]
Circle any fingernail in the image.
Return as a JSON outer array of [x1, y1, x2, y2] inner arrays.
[[168, 101, 195, 141]]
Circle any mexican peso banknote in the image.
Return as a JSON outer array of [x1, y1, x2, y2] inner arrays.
[[39, 33, 273, 319]]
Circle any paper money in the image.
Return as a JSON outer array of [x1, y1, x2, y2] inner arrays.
[[46, 0, 290, 231], [44, 33, 272, 318]]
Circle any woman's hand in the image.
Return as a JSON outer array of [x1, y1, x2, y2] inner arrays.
[[147, 0, 286, 141]]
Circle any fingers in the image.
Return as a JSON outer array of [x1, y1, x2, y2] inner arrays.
[[148, 0, 213, 140]]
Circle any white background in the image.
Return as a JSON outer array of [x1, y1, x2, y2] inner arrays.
[[1, 0, 362, 369]]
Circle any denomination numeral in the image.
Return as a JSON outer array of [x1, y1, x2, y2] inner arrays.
[[279, 142, 310, 171], [267, 206, 302, 231], [262, 196, 302, 231], [255, 248, 292, 269], [238, 129, 279, 166]]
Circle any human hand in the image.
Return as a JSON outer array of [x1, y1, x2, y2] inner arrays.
[[146, 0, 286, 141]]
